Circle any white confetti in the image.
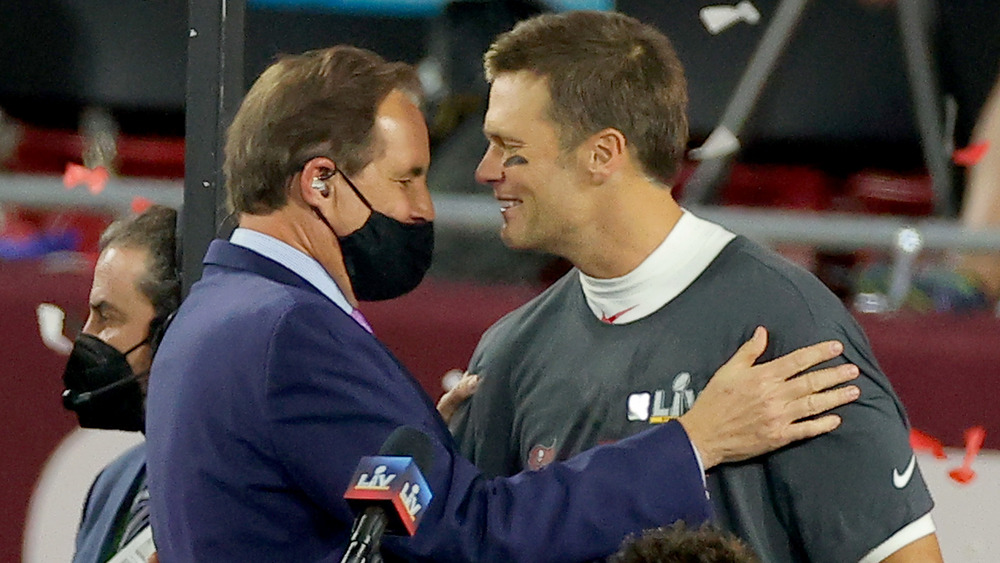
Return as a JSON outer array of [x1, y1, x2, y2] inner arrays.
[[688, 126, 740, 161], [700, 1, 761, 35], [37, 303, 73, 355]]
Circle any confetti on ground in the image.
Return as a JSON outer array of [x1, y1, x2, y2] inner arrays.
[[949, 426, 986, 484], [910, 428, 947, 459]]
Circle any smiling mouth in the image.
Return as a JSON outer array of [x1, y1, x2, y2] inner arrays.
[[498, 199, 522, 214]]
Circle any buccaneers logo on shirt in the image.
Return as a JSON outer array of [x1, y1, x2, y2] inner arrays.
[[527, 439, 558, 470]]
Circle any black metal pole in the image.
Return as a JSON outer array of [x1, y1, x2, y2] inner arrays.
[[182, 0, 245, 296], [681, 0, 809, 206], [897, 0, 954, 216]]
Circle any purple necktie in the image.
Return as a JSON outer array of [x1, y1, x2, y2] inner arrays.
[[350, 308, 373, 334]]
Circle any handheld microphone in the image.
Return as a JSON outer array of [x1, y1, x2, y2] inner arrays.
[[340, 426, 434, 563]]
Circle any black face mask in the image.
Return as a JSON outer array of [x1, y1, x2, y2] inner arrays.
[[319, 170, 434, 301], [339, 211, 434, 301], [61, 333, 147, 432]]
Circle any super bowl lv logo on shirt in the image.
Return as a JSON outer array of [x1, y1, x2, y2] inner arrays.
[[627, 372, 698, 423]]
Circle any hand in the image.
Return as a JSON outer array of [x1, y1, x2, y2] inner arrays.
[[148, 552, 158, 563], [436, 370, 480, 424], [679, 327, 860, 469]]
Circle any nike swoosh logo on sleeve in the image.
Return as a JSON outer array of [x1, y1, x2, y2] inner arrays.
[[892, 454, 917, 489]]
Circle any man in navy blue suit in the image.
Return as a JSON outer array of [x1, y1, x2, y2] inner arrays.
[[144, 45, 860, 562], [61, 205, 180, 563]]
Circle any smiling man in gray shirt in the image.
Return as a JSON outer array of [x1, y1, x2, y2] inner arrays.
[[449, 11, 941, 563]]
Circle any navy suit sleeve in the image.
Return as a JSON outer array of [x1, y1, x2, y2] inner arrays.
[[263, 304, 710, 562], [399, 421, 710, 562]]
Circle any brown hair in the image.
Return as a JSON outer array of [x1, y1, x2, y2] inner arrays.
[[224, 45, 421, 214], [609, 522, 761, 563], [484, 11, 688, 183], [99, 204, 180, 321]]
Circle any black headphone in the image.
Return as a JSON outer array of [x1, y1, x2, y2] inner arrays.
[[148, 309, 177, 356], [148, 204, 183, 356]]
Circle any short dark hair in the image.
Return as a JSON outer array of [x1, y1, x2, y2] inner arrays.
[[484, 11, 688, 184], [99, 204, 180, 322], [224, 45, 422, 215], [609, 522, 761, 563]]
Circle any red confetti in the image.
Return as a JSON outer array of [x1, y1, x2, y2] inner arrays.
[[909, 428, 947, 459], [952, 141, 990, 167], [131, 196, 154, 214], [62, 163, 109, 194], [948, 426, 986, 484]]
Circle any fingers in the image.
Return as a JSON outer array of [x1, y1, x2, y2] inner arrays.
[[436, 372, 480, 424], [774, 366, 859, 447], [786, 374, 860, 421], [682, 333, 859, 467], [722, 326, 768, 369], [450, 372, 480, 401], [762, 339, 844, 381], [796, 363, 859, 395], [781, 414, 843, 445]]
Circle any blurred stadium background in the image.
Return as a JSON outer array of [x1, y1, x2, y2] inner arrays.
[[1, 1, 998, 561]]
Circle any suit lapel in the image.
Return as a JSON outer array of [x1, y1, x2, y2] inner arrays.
[[79, 445, 146, 563], [200, 240, 457, 442]]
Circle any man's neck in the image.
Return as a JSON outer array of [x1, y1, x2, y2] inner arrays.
[[238, 209, 358, 306], [569, 180, 684, 280]]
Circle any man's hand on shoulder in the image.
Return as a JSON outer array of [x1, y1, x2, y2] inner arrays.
[[436, 370, 480, 424], [679, 327, 861, 469]]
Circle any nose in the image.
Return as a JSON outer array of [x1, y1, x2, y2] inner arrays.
[[81, 313, 99, 336], [408, 179, 436, 222], [475, 146, 503, 186]]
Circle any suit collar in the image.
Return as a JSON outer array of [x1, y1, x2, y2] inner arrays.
[[75, 443, 147, 563], [204, 239, 319, 296]]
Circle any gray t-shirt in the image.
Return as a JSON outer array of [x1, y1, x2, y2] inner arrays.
[[450, 235, 933, 563]]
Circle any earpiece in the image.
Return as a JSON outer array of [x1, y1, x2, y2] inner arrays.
[[311, 177, 330, 197]]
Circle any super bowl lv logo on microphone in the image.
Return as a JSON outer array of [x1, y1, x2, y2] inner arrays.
[[344, 456, 433, 535]]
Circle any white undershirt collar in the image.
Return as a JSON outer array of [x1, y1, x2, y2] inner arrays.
[[579, 210, 735, 324]]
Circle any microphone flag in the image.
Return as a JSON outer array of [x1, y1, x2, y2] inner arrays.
[[344, 455, 432, 536]]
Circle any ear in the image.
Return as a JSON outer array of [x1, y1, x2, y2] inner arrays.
[[586, 128, 627, 182], [298, 156, 338, 207]]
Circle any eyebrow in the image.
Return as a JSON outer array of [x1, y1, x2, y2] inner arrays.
[[90, 300, 123, 319], [483, 129, 524, 146], [393, 165, 427, 181]]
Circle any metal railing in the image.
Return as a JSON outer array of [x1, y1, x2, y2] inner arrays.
[[6, 173, 1000, 253], [8, 172, 1000, 310]]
